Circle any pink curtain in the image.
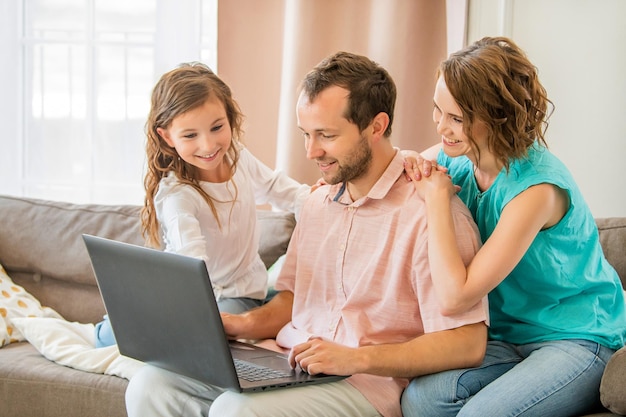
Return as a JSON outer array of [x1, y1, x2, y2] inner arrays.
[[218, 0, 456, 185]]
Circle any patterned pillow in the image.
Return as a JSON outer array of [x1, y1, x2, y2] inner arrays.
[[0, 263, 62, 347]]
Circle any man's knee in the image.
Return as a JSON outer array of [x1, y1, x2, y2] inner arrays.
[[127, 366, 158, 395], [126, 366, 164, 414], [210, 391, 259, 417]]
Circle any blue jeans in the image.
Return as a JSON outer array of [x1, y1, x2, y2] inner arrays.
[[401, 339, 615, 417]]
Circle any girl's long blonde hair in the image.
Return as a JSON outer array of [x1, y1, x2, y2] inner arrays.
[[141, 62, 244, 248]]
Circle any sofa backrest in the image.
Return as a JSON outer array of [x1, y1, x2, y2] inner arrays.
[[596, 217, 626, 289], [0, 195, 295, 323], [0, 194, 623, 322], [0, 196, 145, 322]]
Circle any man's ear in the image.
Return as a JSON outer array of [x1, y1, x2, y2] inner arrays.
[[157, 127, 175, 148], [370, 112, 390, 141]]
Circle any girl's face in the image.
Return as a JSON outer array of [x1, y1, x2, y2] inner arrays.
[[432, 75, 488, 161], [158, 96, 232, 183]]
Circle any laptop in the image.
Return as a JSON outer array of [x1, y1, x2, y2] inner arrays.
[[82, 234, 345, 392]]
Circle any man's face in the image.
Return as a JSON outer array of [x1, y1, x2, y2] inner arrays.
[[296, 86, 372, 185]]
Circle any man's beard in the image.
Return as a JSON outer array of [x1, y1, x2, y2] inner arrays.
[[324, 134, 372, 185]]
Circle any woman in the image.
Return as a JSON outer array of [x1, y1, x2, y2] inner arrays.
[[402, 36, 626, 416]]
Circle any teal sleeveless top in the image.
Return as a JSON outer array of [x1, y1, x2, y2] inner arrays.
[[439, 144, 626, 349]]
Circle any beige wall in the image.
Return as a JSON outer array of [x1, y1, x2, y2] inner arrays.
[[217, 0, 447, 185], [217, 0, 626, 217], [468, 0, 626, 217], [217, 1, 286, 170]]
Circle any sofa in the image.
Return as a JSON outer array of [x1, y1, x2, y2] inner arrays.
[[0, 194, 296, 417], [0, 194, 624, 417]]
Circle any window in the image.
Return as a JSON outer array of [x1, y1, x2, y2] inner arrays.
[[0, 0, 217, 205]]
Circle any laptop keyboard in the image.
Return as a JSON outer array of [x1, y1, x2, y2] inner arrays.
[[234, 358, 292, 382]]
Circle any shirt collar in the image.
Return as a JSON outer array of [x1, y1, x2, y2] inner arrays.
[[326, 148, 405, 205]]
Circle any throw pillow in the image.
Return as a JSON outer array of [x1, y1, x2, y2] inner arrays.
[[0, 263, 62, 347], [11, 316, 144, 380], [600, 345, 626, 414]]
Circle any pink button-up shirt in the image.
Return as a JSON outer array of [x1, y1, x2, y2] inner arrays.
[[274, 151, 488, 417]]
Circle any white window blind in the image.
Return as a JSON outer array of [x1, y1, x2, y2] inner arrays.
[[0, 0, 217, 205]]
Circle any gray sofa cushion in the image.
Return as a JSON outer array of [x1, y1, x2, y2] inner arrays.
[[257, 210, 296, 269], [596, 217, 626, 287], [0, 342, 127, 417], [600, 345, 626, 415], [595, 217, 626, 415], [0, 196, 144, 322], [0, 195, 297, 417], [0, 196, 143, 287], [0, 195, 297, 323]]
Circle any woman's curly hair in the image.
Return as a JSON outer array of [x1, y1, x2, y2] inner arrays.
[[438, 36, 554, 170]]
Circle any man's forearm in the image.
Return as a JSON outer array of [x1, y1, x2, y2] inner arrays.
[[235, 290, 294, 341], [356, 322, 487, 378]]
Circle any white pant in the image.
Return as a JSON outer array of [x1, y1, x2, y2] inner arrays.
[[126, 364, 381, 417]]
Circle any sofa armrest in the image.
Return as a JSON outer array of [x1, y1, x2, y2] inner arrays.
[[600, 346, 626, 414], [596, 217, 626, 289]]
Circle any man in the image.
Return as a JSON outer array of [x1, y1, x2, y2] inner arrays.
[[126, 52, 488, 417]]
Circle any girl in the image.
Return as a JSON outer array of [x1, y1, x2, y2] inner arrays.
[[402, 37, 626, 416], [95, 63, 309, 347]]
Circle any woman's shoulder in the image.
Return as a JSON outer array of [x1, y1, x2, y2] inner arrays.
[[439, 151, 475, 185], [438, 149, 472, 169], [511, 145, 573, 187]]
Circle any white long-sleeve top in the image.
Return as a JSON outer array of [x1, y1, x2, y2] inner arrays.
[[154, 147, 310, 301]]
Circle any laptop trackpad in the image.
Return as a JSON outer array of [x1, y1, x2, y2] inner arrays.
[[230, 341, 291, 369]]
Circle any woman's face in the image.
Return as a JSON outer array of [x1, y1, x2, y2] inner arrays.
[[432, 75, 488, 160]]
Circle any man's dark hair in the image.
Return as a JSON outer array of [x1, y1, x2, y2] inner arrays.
[[300, 51, 396, 137]]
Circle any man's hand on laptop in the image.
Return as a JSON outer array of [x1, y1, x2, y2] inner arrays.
[[220, 291, 294, 343], [288, 337, 361, 376], [220, 312, 248, 340]]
